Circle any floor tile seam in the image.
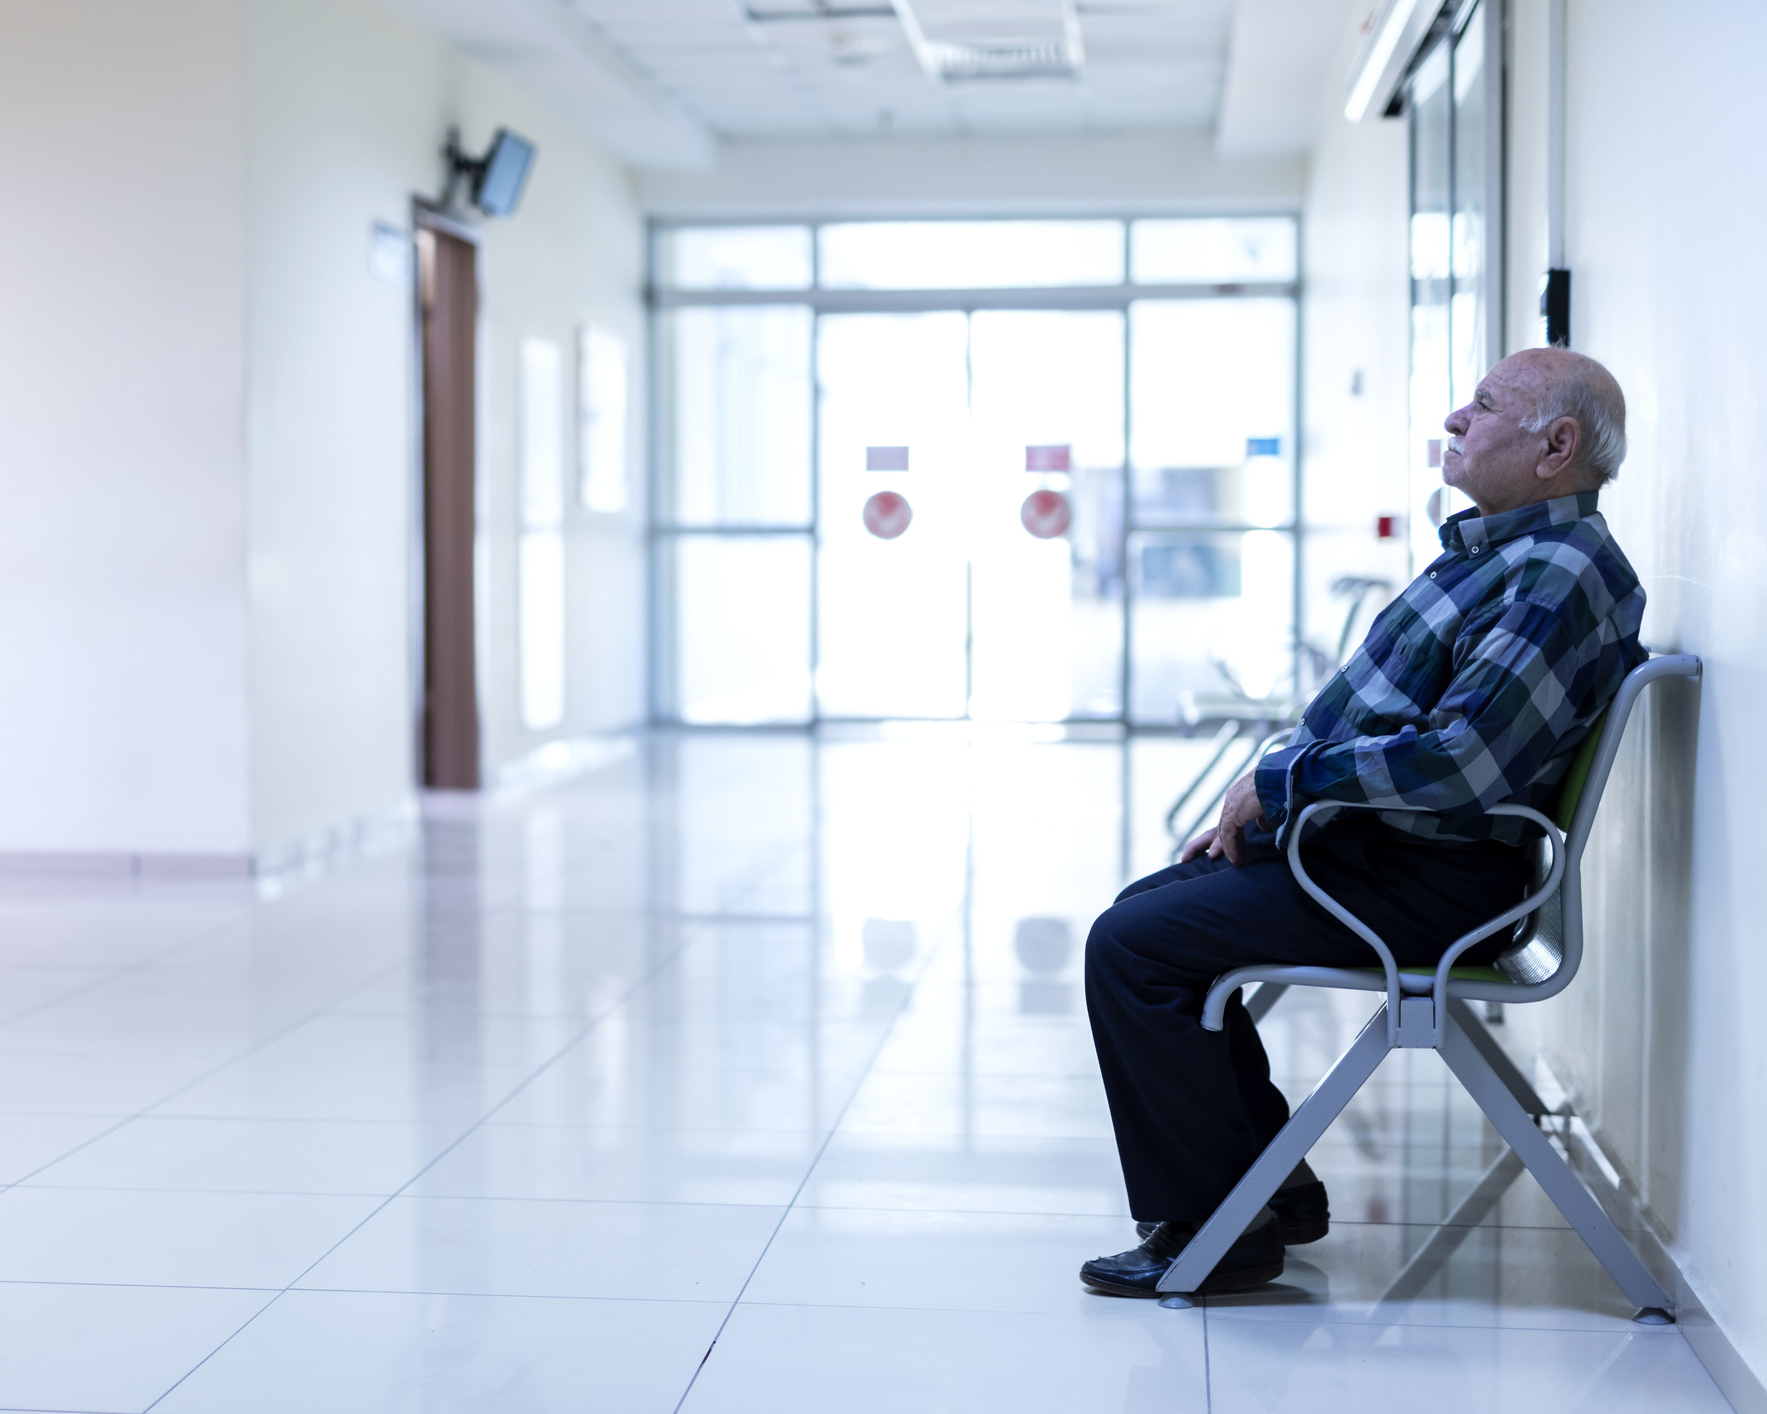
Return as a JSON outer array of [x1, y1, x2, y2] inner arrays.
[[0, 958, 418, 1198], [8, 1183, 420, 1199], [282, 1284, 733, 1306], [726, 1296, 1189, 1321], [837, 1128, 1117, 1141], [0, 919, 256, 1033], [139, 1287, 289, 1413], [285, 1191, 799, 1211], [1298, 1218, 1585, 1232], [0, 1278, 282, 1294], [221, 909, 718, 1321], [124, 878, 713, 1411], [788, 1202, 1134, 1219], [0, 1405, 132, 1413], [1202, 1287, 1214, 1413], [665, 901, 970, 1414], [1199, 1308, 1680, 1337]]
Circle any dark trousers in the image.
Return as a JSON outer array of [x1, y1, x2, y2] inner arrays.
[[1085, 816, 1529, 1223]]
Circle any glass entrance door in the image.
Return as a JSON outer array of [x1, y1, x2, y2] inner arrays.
[[815, 309, 1125, 722], [652, 217, 1301, 729]]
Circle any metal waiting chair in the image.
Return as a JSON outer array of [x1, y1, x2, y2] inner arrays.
[[1154, 652, 1702, 1322]]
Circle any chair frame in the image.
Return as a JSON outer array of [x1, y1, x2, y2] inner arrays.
[[1154, 653, 1702, 1323]]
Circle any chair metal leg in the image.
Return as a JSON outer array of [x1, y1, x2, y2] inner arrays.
[[1445, 996, 1550, 1115], [1244, 982, 1288, 1024], [1369, 1146, 1526, 1313], [1440, 1008, 1673, 1321], [1158, 1006, 1393, 1299]]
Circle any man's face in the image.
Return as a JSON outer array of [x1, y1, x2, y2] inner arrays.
[[1441, 355, 1552, 515]]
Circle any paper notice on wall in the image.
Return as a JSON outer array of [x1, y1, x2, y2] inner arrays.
[[579, 325, 629, 513]]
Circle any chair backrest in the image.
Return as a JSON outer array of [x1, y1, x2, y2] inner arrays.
[[1495, 654, 1702, 990], [1551, 709, 1609, 832]]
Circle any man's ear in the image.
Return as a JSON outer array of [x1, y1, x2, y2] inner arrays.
[[1536, 414, 1582, 481]]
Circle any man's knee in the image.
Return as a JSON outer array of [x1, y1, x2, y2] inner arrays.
[[1085, 906, 1132, 984]]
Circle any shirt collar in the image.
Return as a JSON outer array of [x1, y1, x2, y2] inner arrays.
[[1438, 491, 1601, 556]]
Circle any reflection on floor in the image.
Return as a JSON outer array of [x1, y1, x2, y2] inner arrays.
[[0, 732, 1733, 1412]]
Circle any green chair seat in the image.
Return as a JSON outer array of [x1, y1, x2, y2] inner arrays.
[[1353, 964, 1510, 984]]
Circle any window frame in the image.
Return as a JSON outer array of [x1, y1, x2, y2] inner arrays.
[[647, 213, 1306, 728]]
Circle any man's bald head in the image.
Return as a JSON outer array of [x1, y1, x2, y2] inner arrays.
[[1504, 348, 1628, 486], [1442, 350, 1629, 515]]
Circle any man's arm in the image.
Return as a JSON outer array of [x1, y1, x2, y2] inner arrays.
[[1252, 594, 1590, 845]]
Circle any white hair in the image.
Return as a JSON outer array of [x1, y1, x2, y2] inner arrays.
[[1520, 352, 1628, 484]]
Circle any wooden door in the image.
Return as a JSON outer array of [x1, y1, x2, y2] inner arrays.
[[418, 226, 480, 789]]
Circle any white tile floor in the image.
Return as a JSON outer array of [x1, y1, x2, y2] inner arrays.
[[0, 732, 1736, 1412]]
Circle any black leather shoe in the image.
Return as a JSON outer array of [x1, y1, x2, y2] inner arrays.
[[1136, 1180, 1329, 1247], [1083, 1209, 1283, 1297]]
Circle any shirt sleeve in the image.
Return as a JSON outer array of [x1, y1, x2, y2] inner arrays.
[[1253, 593, 1588, 843]]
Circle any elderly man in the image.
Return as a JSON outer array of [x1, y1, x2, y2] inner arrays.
[[1080, 348, 1645, 1297]]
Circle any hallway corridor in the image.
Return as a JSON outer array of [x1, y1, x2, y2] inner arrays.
[[0, 734, 1733, 1411]]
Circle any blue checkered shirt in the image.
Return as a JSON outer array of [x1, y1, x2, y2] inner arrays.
[[1255, 492, 1647, 847]]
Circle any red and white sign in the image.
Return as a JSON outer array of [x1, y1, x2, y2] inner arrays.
[[1025, 444, 1071, 472], [1020, 489, 1071, 539], [863, 491, 913, 539]]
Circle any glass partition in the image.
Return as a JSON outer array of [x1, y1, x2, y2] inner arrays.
[[819, 221, 1125, 290], [1130, 217, 1298, 285], [652, 216, 1301, 726], [658, 305, 813, 528], [660, 225, 813, 291], [1406, 0, 1502, 573]]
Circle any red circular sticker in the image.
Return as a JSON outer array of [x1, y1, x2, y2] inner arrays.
[[862, 490, 913, 539], [1020, 489, 1072, 539]]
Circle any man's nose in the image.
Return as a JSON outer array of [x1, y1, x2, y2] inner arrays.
[[1444, 404, 1469, 433]]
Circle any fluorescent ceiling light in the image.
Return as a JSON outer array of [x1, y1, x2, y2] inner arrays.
[[1344, 0, 1422, 121], [892, 0, 1085, 83]]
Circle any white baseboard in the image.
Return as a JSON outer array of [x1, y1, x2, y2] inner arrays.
[[0, 851, 252, 879], [0, 800, 420, 885], [1548, 1071, 1767, 1413]]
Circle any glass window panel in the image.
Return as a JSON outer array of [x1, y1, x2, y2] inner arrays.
[[816, 312, 971, 719], [519, 531, 566, 730], [968, 310, 1125, 721], [1129, 299, 1295, 527], [1131, 217, 1298, 284], [518, 337, 564, 530], [661, 305, 812, 526], [661, 225, 812, 290], [578, 324, 629, 512], [1451, 9, 1488, 409], [1128, 529, 1295, 726], [818, 220, 1124, 290], [661, 535, 812, 725], [1409, 39, 1457, 573]]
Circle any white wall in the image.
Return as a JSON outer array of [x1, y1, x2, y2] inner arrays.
[[639, 129, 1305, 219], [245, 0, 648, 855], [0, 0, 253, 860], [1497, 0, 1767, 1392], [0, 0, 648, 865], [1297, 40, 1412, 659]]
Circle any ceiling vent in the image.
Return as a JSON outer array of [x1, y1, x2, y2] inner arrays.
[[893, 0, 1085, 82]]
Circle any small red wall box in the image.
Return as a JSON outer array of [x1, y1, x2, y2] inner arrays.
[[1376, 515, 1399, 540]]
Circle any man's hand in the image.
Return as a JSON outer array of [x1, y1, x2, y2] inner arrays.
[[1179, 772, 1268, 867]]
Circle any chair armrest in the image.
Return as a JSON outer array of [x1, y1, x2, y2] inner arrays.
[[1283, 799, 1565, 1047]]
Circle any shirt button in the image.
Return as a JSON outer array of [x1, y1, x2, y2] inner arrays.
[[1470, 546, 1481, 555], [1429, 571, 1437, 579]]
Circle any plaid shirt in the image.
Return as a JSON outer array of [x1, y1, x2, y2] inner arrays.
[[1256, 492, 1647, 847]]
